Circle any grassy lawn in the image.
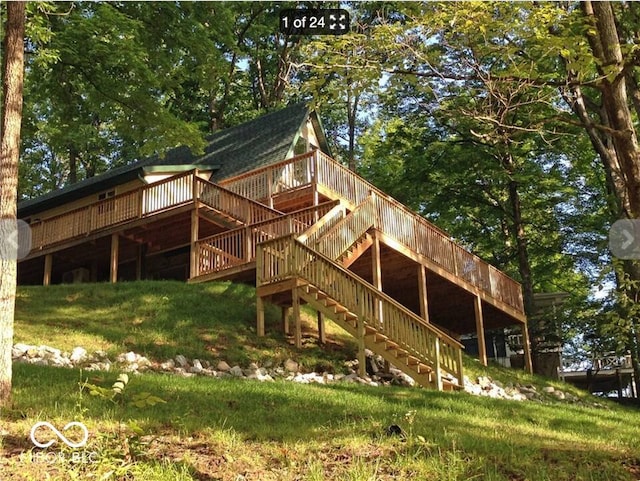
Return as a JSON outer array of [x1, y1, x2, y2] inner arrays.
[[13, 281, 357, 371], [2, 281, 639, 480]]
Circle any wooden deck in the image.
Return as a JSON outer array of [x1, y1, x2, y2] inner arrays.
[[19, 150, 533, 389]]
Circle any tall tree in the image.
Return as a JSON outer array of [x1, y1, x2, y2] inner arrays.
[[0, 0, 26, 406]]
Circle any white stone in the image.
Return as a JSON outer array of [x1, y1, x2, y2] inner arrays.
[[190, 359, 203, 374], [12, 343, 31, 358], [542, 386, 555, 394], [216, 360, 231, 372], [124, 351, 137, 363], [284, 359, 299, 372], [70, 347, 87, 363], [230, 365, 244, 377], [161, 359, 175, 370], [553, 390, 566, 400], [175, 354, 189, 367]]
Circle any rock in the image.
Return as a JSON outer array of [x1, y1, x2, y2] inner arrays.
[[542, 386, 555, 394], [477, 376, 492, 390], [553, 390, 566, 400], [70, 347, 87, 363], [175, 354, 189, 368], [161, 359, 175, 370], [284, 359, 299, 372], [124, 351, 137, 363], [216, 360, 231, 372], [93, 350, 109, 360], [190, 359, 203, 374], [12, 343, 31, 358], [230, 365, 244, 377]]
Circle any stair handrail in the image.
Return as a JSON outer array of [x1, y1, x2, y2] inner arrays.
[[257, 234, 464, 380], [297, 200, 347, 246], [195, 176, 284, 225], [314, 195, 376, 260]]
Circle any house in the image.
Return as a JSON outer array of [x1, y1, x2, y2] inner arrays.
[[17, 104, 532, 390]]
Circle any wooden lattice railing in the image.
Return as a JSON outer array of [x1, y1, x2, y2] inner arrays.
[[221, 151, 524, 314], [195, 201, 338, 277], [27, 171, 282, 252], [257, 235, 464, 382]]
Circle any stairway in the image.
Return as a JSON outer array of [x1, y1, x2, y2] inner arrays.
[[338, 233, 374, 268], [190, 201, 339, 282], [256, 235, 464, 390]]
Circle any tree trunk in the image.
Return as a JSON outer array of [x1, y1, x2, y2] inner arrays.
[[0, 1, 26, 407], [580, 1, 640, 384]]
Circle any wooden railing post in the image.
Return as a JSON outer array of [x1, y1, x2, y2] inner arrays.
[[245, 226, 252, 262], [189, 209, 199, 279], [138, 187, 144, 218], [434, 337, 443, 391], [356, 283, 367, 378], [267, 168, 274, 208], [457, 347, 464, 386]]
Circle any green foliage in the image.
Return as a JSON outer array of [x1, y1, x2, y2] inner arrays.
[[83, 373, 166, 408]]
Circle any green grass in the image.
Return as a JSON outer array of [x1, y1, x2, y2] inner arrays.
[[14, 281, 357, 370], [2, 281, 640, 480]]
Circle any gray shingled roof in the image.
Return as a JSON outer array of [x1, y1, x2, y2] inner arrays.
[[19, 104, 319, 217]]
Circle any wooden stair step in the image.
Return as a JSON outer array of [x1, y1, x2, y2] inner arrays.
[[385, 340, 399, 351], [407, 356, 421, 366]]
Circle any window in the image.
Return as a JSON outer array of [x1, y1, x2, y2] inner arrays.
[[97, 190, 116, 214]]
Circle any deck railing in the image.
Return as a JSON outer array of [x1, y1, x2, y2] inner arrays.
[[218, 152, 316, 202], [28, 171, 282, 252], [257, 235, 464, 381], [195, 201, 338, 277], [195, 177, 282, 225], [220, 151, 524, 313]]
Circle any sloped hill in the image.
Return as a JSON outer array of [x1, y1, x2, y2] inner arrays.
[[2, 281, 639, 481]]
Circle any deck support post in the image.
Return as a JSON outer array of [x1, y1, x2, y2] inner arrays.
[[43, 254, 52, 286], [110, 234, 119, 283], [135, 244, 146, 281], [474, 295, 488, 366], [418, 264, 429, 323], [189, 209, 199, 279], [282, 306, 290, 335], [521, 322, 533, 374], [317, 311, 326, 344], [256, 296, 265, 337], [292, 288, 302, 349]]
